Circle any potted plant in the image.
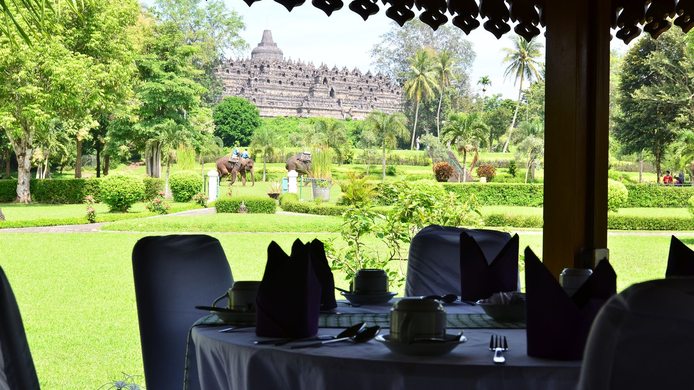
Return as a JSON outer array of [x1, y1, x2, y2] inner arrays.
[[309, 148, 333, 201], [267, 181, 281, 199]]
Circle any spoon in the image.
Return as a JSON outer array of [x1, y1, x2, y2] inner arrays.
[[422, 294, 458, 304], [290, 325, 381, 349], [254, 322, 366, 346]]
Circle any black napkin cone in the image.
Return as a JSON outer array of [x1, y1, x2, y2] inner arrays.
[[256, 240, 321, 338], [308, 239, 337, 310], [665, 235, 694, 277], [525, 247, 616, 360], [459, 232, 519, 301]]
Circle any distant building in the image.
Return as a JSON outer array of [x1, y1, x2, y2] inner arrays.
[[216, 30, 403, 120]]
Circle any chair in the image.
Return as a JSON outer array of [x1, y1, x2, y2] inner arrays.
[[578, 278, 694, 390], [665, 235, 694, 277], [132, 235, 233, 390], [405, 225, 514, 297], [0, 266, 40, 390]]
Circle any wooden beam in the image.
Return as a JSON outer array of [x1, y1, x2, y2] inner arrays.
[[543, 0, 610, 278]]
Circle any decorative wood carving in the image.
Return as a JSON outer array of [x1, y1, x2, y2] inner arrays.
[[260, 0, 692, 43]]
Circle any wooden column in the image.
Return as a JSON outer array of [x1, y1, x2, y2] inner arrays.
[[542, 0, 611, 278]]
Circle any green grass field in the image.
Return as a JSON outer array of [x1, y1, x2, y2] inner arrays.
[[1, 213, 693, 388]]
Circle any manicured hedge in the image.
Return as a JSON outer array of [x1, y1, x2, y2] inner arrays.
[[31, 178, 102, 204], [215, 197, 276, 213], [280, 200, 347, 216], [624, 184, 694, 208], [483, 213, 694, 231], [169, 173, 202, 202], [443, 183, 544, 207], [0, 180, 16, 202]]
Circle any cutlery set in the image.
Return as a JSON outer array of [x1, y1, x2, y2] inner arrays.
[[489, 334, 509, 364]]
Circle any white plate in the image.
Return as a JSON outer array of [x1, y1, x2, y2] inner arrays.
[[376, 333, 467, 356]]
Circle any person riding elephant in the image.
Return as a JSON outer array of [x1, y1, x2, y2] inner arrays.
[[216, 156, 255, 186], [286, 152, 312, 175]]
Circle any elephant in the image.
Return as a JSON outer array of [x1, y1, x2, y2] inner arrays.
[[285, 152, 312, 175], [216, 156, 255, 186]]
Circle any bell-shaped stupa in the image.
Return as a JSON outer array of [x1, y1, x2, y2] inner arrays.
[[250, 30, 284, 62]]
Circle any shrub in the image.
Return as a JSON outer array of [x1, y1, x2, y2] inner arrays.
[[281, 200, 347, 216], [508, 160, 517, 177], [607, 215, 694, 230], [146, 192, 171, 215], [623, 184, 694, 207], [100, 175, 145, 212], [192, 192, 208, 207], [476, 164, 497, 182], [215, 197, 276, 213], [433, 162, 453, 182], [689, 195, 694, 217], [337, 172, 375, 206], [169, 173, 202, 202], [443, 183, 544, 206], [84, 195, 96, 223], [143, 178, 165, 201], [279, 193, 299, 206], [374, 181, 400, 205], [385, 165, 397, 176], [31, 178, 102, 204], [607, 179, 629, 212], [0, 179, 17, 202]]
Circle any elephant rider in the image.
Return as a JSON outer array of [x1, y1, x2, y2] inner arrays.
[[299, 151, 311, 162], [241, 149, 250, 159], [231, 148, 240, 163]]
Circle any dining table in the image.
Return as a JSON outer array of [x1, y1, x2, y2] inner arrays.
[[190, 300, 581, 390]]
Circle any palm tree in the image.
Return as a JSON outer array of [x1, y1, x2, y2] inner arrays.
[[313, 119, 350, 164], [501, 36, 543, 153], [250, 126, 281, 182], [478, 76, 491, 96], [433, 50, 455, 137], [364, 111, 408, 180], [404, 49, 437, 150], [442, 112, 488, 181], [1, 0, 87, 42]]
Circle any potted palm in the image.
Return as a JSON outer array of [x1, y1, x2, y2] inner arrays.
[[267, 181, 281, 199], [309, 148, 333, 201]]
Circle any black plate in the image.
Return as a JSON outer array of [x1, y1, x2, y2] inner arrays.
[[376, 333, 467, 356], [341, 291, 396, 305], [196, 306, 256, 325]]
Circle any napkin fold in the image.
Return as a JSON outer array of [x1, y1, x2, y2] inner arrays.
[[525, 247, 616, 360], [308, 239, 337, 310], [459, 232, 519, 301], [665, 235, 694, 277], [255, 240, 321, 338]]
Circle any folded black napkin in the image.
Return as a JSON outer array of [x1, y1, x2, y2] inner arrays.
[[525, 247, 616, 360], [308, 239, 337, 310], [256, 240, 321, 338], [459, 232, 519, 301], [665, 235, 694, 277]]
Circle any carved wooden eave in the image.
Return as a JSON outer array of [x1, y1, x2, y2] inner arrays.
[[244, 0, 693, 43]]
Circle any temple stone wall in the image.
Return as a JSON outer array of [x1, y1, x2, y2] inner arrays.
[[216, 30, 403, 119]]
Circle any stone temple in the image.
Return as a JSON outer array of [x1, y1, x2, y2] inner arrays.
[[217, 30, 403, 119]]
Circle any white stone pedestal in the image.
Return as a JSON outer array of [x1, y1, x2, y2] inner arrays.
[[288, 170, 298, 193], [207, 170, 219, 202]]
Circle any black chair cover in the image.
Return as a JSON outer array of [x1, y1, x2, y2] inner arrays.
[[578, 278, 694, 389], [665, 235, 694, 277], [0, 266, 40, 390], [405, 225, 514, 297], [132, 235, 233, 390]]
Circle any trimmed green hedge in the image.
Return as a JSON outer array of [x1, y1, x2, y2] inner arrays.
[[143, 178, 164, 201], [280, 200, 347, 216], [215, 197, 277, 213], [483, 213, 694, 231], [624, 184, 694, 208], [0, 179, 102, 203], [169, 173, 202, 202], [443, 183, 544, 206]]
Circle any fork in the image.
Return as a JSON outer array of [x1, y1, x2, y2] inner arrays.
[[489, 334, 508, 364]]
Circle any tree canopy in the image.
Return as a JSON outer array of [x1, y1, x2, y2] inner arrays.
[[212, 96, 261, 147]]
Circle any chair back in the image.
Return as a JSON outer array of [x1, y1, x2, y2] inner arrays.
[[0, 267, 40, 390], [578, 278, 694, 389], [132, 235, 233, 390], [405, 225, 513, 297]]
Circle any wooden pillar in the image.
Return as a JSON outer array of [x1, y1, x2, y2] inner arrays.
[[543, 0, 610, 278]]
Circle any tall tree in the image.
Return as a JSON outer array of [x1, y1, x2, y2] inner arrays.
[[0, 0, 87, 42], [433, 50, 455, 137], [133, 20, 206, 178], [312, 119, 351, 164], [250, 125, 281, 182], [501, 36, 543, 153], [478, 75, 491, 96], [212, 96, 260, 147], [151, 0, 246, 104], [364, 111, 408, 180], [442, 112, 488, 179], [482, 95, 515, 152], [404, 49, 437, 150], [613, 30, 693, 182]]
